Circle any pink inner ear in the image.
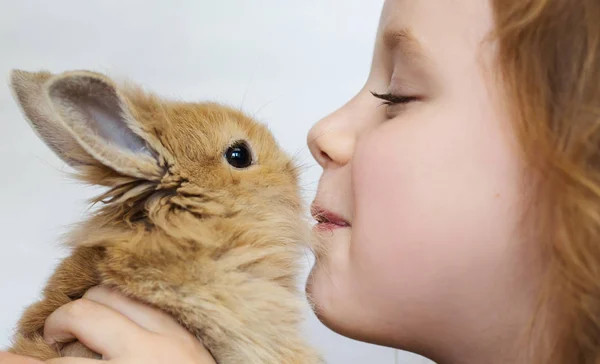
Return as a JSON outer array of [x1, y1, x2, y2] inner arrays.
[[43, 74, 164, 180], [81, 95, 154, 158]]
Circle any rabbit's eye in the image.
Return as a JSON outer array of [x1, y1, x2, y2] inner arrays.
[[225, 141, 253, 169]]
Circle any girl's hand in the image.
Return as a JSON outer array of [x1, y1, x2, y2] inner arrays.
[[0, 286, 216, 364]]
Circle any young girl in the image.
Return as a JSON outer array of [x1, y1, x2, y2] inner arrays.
[[2, 0, 599, 363]]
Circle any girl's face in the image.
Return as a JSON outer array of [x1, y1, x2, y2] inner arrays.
[[306, 0, 539, 361]]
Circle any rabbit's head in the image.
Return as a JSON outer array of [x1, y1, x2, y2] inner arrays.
[[9, 69, 306, 247]]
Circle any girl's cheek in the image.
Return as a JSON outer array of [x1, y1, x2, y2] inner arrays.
[[349, 104, 525, 297]]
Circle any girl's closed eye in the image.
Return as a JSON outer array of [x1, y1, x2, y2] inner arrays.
[[370, 91, 419, 106], [370, 91, 420, 118]]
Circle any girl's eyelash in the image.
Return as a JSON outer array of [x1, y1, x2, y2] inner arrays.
[[370, 91, 418, 106]]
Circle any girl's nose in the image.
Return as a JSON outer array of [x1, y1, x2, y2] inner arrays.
[[307, 111, 355, 169]]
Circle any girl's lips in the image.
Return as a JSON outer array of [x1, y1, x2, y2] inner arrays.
[[313, 221, 348, 231], [310, 204, 350, 230]]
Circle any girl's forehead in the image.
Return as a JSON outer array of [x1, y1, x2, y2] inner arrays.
[[375, 0, 495, 77], [378, 0, 494, 36]]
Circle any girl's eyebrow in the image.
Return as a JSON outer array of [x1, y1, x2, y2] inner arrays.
[[383, 26, 432, 66]]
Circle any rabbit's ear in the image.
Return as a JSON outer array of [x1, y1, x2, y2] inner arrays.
[[10, 69, 164, 181]]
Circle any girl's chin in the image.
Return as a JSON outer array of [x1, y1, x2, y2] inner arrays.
[[309, 224, 352, 261], [305, 262, 377, 346], [305, 228, 353, 310]]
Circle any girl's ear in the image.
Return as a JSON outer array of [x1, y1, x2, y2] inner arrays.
[[9, 69, 165, 181]]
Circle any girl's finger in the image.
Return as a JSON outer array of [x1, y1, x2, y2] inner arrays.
[[46, 358, 99, 364], [43, 298, 147, 359], [82, 286, 187, 337], [0, 352, 43, 364]]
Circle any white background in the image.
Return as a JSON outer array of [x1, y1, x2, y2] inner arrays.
[[0, 1, 433, 363]]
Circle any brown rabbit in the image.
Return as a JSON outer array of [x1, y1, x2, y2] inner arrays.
[[6, 69, 322, 364]]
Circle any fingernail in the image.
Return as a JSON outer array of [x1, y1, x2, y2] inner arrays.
[[83, 285, 109, 300]]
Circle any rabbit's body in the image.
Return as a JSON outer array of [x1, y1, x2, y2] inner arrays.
[[7, 69, 321, 363]]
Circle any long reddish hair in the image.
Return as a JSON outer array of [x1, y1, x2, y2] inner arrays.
[[491, 1, 600, 362]]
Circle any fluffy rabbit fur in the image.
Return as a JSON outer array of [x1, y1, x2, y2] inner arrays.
[[6, 69, 322, 363]]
